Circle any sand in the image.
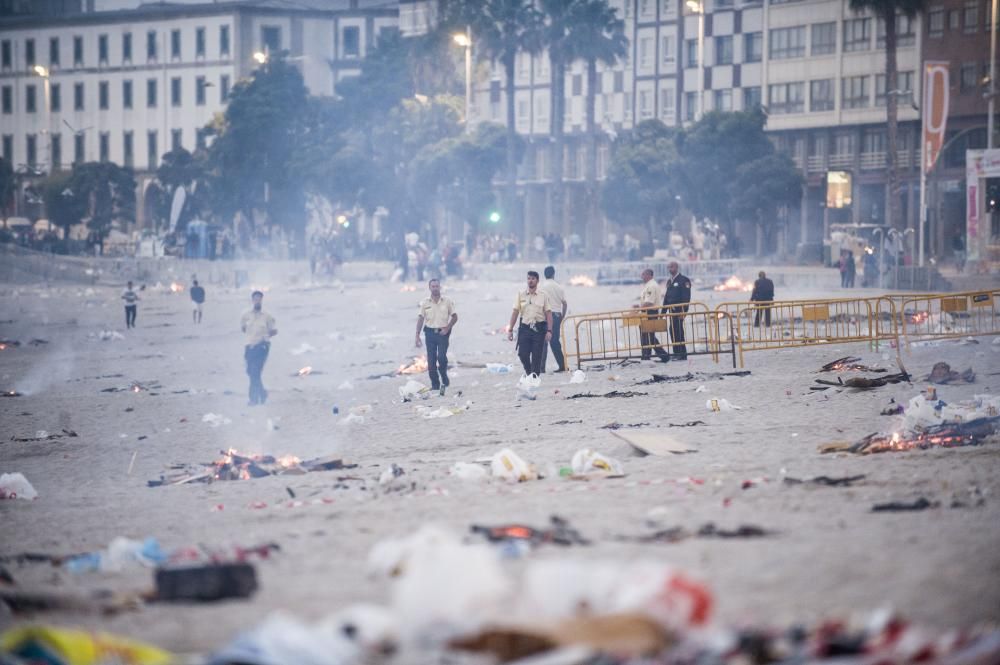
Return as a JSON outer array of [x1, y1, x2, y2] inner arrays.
[[1, 270, 999, 655]]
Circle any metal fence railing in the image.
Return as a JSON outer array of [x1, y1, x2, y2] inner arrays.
[[899, 291, 1000, 343]]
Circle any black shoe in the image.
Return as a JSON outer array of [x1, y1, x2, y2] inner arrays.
[[658, 355, 671, 362], [675, 355, 687, 361], [439, 386, 446, 396]]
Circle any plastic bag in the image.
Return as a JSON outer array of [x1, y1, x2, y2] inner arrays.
[[450, 462, 489, 481], [706, 398, 741, 412], [1, 626, 172, 665], [0, 472, 37, 500], [485, 363, 512, 374], [490, 448, 537, 482], [65, 537, 167, 573], [398, 379, 429, 401], [569, 370, 587, 384], [208, 612, 356, 665], [339, 413, 365, 426], [202, 412, 232, 427], [570, 449, 624, 475], [516, 374, 541, 401]]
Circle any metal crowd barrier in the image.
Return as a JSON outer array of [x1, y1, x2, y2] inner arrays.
[[561, 302, 737, 368], [899, 290, 1000, 342], [596, 259, 752, 285]]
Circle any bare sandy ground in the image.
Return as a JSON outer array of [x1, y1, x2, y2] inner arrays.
[[1, 270, 999, 655]]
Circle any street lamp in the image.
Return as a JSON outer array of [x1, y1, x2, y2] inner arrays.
[[686, 0, 705, 121], [453, 28, 472, 132]]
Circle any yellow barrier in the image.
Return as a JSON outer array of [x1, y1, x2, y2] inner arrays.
[[562, 302, 737, 368], [900, 290, 1000, 342]]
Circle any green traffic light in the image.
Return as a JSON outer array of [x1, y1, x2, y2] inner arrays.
[[488, 211, 501, 223]]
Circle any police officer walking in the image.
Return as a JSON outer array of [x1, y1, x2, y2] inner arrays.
[[539, 265, 567, 372], [662, 261, 692, 360], [240, 290, 278, 406], [415, 278, 458, 396], [507, 271, 553, 376], [634, 268, 669, 361], [750, 270, 774, 328]]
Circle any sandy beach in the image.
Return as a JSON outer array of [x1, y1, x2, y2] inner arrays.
[[1, 267, 999, 657]]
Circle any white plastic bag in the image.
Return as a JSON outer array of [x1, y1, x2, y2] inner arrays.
[[490, 448, 536, 482], [450, 462, 489, 481], [569, 369, 587, 384], [485, 363, 512, 374], [202, 412, 232, 427], [516, 373, 541, 400], [706, 398, 741, 412], [571, 449, 624, 475], [398, 379, 429, 401], [339, 413, 365, 426], [0, 472, 38, 500]]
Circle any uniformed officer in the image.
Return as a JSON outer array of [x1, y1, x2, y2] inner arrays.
[[633, 268, 669, 361], [240, 290, 278, 406], [662, 261, 691, 360], [507, 271, 553, 376], [415, 278, 458, 396], [539, 265, 568, 372]]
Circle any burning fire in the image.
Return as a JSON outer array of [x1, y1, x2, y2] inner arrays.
[[0, 344, 7, 351], [169, 282, 185, 293], [713, 275, 753, 292], [397, 355, 429, 375], [908, 311, 930, 325], [852, 417, 999, 454], [298, 366, 313, 376], [400, 285, 417, 292], [569, 275, 596, 287]]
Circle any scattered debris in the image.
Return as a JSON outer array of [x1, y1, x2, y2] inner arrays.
[[148, 451, 356, 487], [379, 464, 406, 486], [822, 416, 1000, 455], [0, 472, 38, 500], [552, 419, 584, 425], [637, 370, 751, 385], [926, 362, 975, 384], [706, 398, 742, 411], [818, 356, 887, 373], [154, 562, 258, 602], [880, 399, 905, 416], [450, 462, 489, 481], [471, 516, 590, 548], [0, 626, 170, 660], [201, 413, 232, 428], [611, 430, 698, 456], [490, 448, 538, 482], [9, 429, 78, 443], [1, 391, 23, 398], [569, 369, 587, 384], [814, 372, 910, 390], [599, 421, 650, 429], [571, 449, 624, 476], [567, 390, 648, 399], [871, 497, 938, 512], [619, 522, 775, 544], [783, 474, 866, 487]]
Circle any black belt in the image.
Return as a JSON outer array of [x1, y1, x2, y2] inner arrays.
[[424, 326, 447, 334], [519, 321, 547, 332]]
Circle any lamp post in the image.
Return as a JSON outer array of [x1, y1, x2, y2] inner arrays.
[[990, 0, 997, 149], [686, 0, 705, 121], [33, 65, 51, 172], [453, 28, 472, 132]]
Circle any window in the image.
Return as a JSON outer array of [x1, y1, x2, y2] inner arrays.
[[261, 25, 281, 54], [171, 77, 181, 106], [147, 130, 158, 169], [147, 78, 157, 107], [963, 1, 978, 33], [928, 9, 944, 36], [877, 14, 916, 47], [743, 86, 761, 110], [613, 71, 624, 92], [713, 89, 732, 111], [171, 128, 182, 151], [123, 80, 132, 109], [1, 41, 10, 69], [875, 71, 913, 105], [842, 75, 870, 108], [99, 81, 109, 109], [219, 25, 230, 56], [862, 128, 886, 154], [639, 90, 652, 118], [2, 135, 11, 161], [811, 22, 836, 55], [123, 32, 132, 62], [196, 76, 206, 105], [195, 27, 205, 57], [768, 81, 805, 114], [25, 38, 35, 67], [769, 26, 806, 59], [100, 132, 110, 162], [517, 99, 528, 122], [660, 87, 675, 118], [147, 30, 157, 60], [714, 35, 733, 65], [716, 0, 733, 7], [959, 62, 977, 91], [843, 18, 871, 51], [98, 34, 108, 64], [73, 133, 84, 164], [50, 83, 60, 111], [949, 9, 960, 29], [49, 37, 60, 66], [685, 39, 698, 67], [171, 29, 181, 59], [684, 91, 697, 121], [220, 74, 230, 101], [572, 74, 582, 96], [810, 79, 834, 111], [74, 82, 84, 110], [27, 134, 37, 166], [661, 35, 675, 66], [51, 134, 61, 169], [1, 86, 10, 114], [26, 84, 37, 113], [123, 131, 133, 167], [743, 32, 762, 62], [342, 26, 360, 57], [833, 132, 855, 156], [73, 36, 83, 66], [639, 37, 652, 68]]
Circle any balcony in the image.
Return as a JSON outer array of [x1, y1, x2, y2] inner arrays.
[[860, 152, 887, 169], [806, 155, 826, 172], [828, 153, 853, 168]]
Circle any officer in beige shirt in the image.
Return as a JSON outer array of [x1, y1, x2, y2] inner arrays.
[[539, 265, 568, 372], [415, 278, 458, 396], [507, 270, 553, 376], [633, 269, 669, 362], [240, 290, 278, 405]]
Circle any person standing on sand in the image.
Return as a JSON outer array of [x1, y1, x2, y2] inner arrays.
[[415, 278, 458, 396], [122, 281, 139, 329], [508, 271, 552, 377], [634, 269, 669, 362], [240, 291, 277, 406], [750, 271, 774, 328], [662, 261, 691, 360], [539, 266, 567, 373], [190, 279, 206, 324]]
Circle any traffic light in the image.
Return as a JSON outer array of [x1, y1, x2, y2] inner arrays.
[[488, 211, 501, 224]]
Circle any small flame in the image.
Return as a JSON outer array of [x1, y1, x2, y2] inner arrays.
[[569, 275, 596, 287], [400, 285, 417, 292], [298, 366, 312, 376], [276, 455, 301, 468], [0, 344, 7, 351], [714, 275, 753, 292], [397, 355, 428, 375], [909, 311, 929, 325], [169, 282, 185, 293]]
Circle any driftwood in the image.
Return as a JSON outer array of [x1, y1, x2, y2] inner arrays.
[[818, 356, 888, 373]]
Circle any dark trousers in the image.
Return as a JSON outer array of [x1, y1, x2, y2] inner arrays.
[[541, 312, 565, 372], [667, 307, 687, 358], [640, 310, 669, 360], [125, 305, 137, 328], [244, 342, 270, 405], [424, 328, 450, 389], [517, 322, 547, 376], [753, 302, 772, 327]]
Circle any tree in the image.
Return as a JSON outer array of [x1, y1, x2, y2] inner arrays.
[[458, 0, 543, 239], [601, 120, 682, 244], [40, 170, 87, 240], [848, 0, 926, 232], [729, 153, 804, 255], [0, 157, 13, 218], [538, 0, 575, 239], [149, 147, 209, 231], [69, 162, 137, 247]]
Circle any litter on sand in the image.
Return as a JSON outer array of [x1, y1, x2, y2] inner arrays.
[[570, 449, 625, 475], [706, 398, 742, 412], [0, 626, 172, 665], [490, 448, 538, 482], [783, 474, 866, 487], [818, 356, 888, 373], [567, 390, 648, 399], [470, 515, 590, 548], [637, 370, 751, 385], [926, 361, 975, 384], [813, 371, 910, 390], [201, 413, 232, 427], [0, 472, 38, 500], [871, 497, 938, 512], [610, 430, 698, 456]]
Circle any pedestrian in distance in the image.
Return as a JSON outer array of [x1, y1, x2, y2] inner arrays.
[[190, 279, 206, 324], [240, 290, 277, 406], [122, 281, 139, 329], [539, 265, 567, 372], [750, 271, 774, 328], [415, 278, 458, 396], [662, 261, 691, 360], [508, 271, 553, 377], [634, 268, 669, 362]]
